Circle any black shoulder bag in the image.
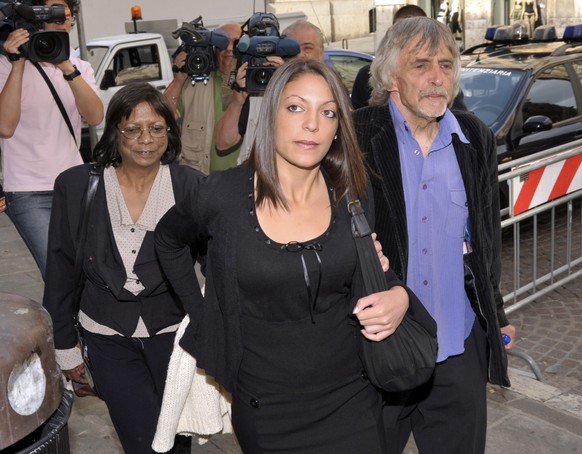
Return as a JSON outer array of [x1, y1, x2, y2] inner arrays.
[[348, 198, 438, 392], [71, 164, 101, 398]]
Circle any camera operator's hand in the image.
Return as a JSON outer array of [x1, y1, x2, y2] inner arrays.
[[2, 29, 29, 63], [0, 29, 28, 138], [53, 59, 104, 127], [162, 51, 189, 119], [171, 51, 189, 85], [233, 62, 248, 98], [215, 61, 249, 151], [264, 55, 285, 68], [55, 60, 77, 75]]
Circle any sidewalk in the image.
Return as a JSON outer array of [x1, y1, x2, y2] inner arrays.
[[1, 212, 581, 453]]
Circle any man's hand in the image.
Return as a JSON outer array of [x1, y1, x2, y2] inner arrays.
[[233, 62, 248, 91], [264, 55, 284, 68], [171, 51, 189, 85], [373, 232, 389, 272], [55, 59, 76, 75], [501, 324, 516, 350], [2, 29, 29, 61]]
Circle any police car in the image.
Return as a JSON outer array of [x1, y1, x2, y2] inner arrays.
[[460, 23, 582, 207]]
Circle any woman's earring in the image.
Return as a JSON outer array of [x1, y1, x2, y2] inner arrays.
[[334, 134, 338, 140]]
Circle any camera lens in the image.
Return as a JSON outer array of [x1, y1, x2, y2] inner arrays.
[[28, 31, 69, 63], [192, 56, 205, 70], [254, 69, 271, 86], [186, 53, 209, 74], [35, 35, 59, 57]]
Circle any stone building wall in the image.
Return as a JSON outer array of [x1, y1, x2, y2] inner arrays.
[[267, 0, 581, 48]]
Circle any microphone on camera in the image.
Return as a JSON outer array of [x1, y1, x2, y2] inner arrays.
[[13, 2, 36, 20], [237, 35, 251, 53]]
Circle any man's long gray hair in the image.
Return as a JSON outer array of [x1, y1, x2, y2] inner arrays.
[[369, 17, 461, 106]]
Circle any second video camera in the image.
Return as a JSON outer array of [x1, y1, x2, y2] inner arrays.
[[0, 0, 70, 63], [235, 13, 300, 96], [172, 16, 230, 84]]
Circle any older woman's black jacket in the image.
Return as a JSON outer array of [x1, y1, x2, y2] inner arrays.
[[43, 163, 203, 351], [353, 106, 510, 387]]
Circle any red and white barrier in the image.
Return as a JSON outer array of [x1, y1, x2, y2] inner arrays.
[[511, 153, 582, 215]]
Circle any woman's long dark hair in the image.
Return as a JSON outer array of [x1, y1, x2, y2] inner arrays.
[[251, 58, 368, 210], [92, 82, 181, 167]]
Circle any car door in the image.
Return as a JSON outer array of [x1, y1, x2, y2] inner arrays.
[[508, 62, 582, 160]]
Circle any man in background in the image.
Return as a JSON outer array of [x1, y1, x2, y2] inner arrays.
[[214, 18, 324, 165], [163, 22, 242, 173], [283, 19, 324, 61]]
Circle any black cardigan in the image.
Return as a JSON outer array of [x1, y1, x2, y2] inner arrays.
[[353, 105, 510, 386], [43, 163, 203, 350], [154, 164, 419, 393]]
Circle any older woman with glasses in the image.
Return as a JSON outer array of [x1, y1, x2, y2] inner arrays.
[[43, 82, 201, 453]]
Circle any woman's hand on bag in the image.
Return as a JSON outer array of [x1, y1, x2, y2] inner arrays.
[[63, 363, 90, 384], [372, 233, 389, 272], [353, 286, 409, 341]]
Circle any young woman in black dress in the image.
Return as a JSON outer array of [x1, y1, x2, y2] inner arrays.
[[155, 58, 415, 453]]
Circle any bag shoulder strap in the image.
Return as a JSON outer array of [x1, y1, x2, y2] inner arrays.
[[32, 61, 78, 146], [347, 196, 389, 294], [73, 164, 101, 319]]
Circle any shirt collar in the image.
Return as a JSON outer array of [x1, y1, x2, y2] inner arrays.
[[104, 165, 167, 230]]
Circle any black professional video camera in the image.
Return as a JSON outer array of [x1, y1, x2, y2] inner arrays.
[[171, 16, 230, 85], [0, 0, 70, 63], [234, 12, 300, 96]]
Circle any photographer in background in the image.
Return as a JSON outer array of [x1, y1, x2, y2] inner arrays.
[[215, 14, 314, 165], [282, 19, 324, 61], [0, 0, 103, 280], [163, 21, 242, 174]]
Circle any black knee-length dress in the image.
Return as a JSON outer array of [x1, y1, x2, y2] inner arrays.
[[230, 181, 385, 453]]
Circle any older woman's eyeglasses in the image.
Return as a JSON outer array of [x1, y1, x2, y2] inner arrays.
[[117, 124, 170, 140]]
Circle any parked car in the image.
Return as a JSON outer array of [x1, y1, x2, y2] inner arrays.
[[460, 23, 582, 206], [323, 48, 373, 93]]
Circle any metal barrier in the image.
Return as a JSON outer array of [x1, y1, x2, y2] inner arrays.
[[497, 140, 582, 381]]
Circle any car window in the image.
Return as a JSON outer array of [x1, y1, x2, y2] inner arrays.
[[84, 46, 108, 73], [522, 64, 578, 123], [461, 68, 526, 126], [327, 55, 370, 92], [107, 44, 162, 86]]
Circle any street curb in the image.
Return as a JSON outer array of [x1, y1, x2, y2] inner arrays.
[[507, 367, 582, 420]]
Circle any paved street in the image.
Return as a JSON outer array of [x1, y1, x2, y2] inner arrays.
[[1, 203, 581, 452]]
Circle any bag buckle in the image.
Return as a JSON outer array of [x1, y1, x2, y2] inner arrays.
[[347, 199, 372, 238]]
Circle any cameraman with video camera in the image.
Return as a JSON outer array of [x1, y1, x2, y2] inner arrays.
[[214, 15, 325, 165], [0, 0, 103, 280], [163, 20, 241, 174]]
